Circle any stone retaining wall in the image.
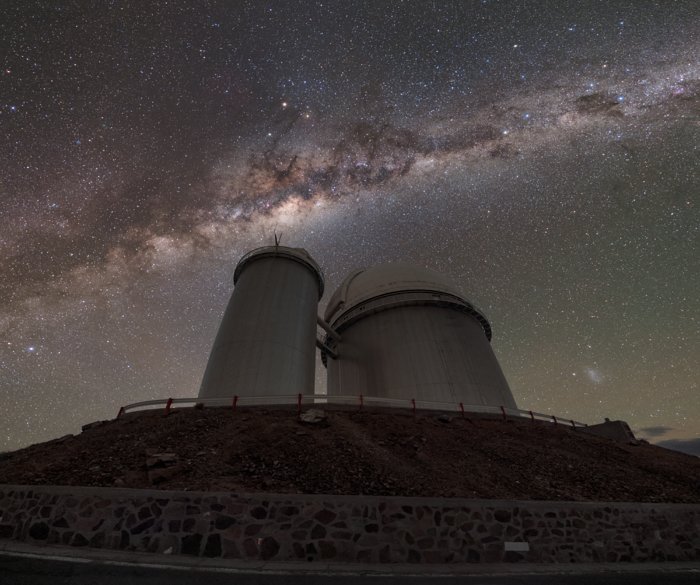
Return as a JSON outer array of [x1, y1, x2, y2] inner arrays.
[[0, 485, 698, 563]]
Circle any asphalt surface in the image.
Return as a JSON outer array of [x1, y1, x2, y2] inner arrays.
[[1, 550, 699, 585]]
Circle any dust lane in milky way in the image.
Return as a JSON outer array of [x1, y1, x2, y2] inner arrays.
[[5, 56, 696, 302]]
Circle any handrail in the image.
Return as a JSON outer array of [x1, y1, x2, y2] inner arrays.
[[117, 394, 588, 427]]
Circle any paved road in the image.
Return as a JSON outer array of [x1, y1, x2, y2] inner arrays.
[[1, 553, 699, 585]]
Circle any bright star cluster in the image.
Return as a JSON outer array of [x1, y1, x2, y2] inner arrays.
[[1, 1, 698, 453]]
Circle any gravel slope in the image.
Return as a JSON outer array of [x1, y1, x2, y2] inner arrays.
[[1, 407, 698, 502]]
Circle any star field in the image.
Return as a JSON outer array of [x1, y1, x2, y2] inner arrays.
[[1, 1, 698, 453]]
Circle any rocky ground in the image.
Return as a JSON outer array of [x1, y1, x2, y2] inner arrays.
[[0, 407, 698, 502]]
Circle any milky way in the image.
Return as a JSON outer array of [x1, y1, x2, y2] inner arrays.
[[1, 1, 698, 453]]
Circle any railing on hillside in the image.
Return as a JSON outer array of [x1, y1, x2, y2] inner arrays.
[[117, 394, 587, 428]]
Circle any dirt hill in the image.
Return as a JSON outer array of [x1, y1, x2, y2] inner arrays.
[[1, 407, 698, 503]]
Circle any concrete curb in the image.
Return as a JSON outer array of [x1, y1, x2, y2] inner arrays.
[[2, 541, 700, 576]]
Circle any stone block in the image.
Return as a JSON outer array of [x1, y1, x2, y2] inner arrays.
[[29, 522, 49, 540], [203, 533, 222, 557], [181, 533, 202, 555], [315, 540, 335, 559]]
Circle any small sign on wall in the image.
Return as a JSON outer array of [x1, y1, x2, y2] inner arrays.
[[504, 541, 530, 552]]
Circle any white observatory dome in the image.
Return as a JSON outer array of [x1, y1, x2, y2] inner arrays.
[[322, 262, 514, 409], [324, 263, 466, 324], [199, 245, 323, 400]]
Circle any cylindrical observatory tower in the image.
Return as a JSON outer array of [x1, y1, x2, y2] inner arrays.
[[321, 264, 516, 409], [199, 246, 324, 400]]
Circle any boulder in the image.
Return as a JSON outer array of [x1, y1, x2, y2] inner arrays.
[[299, 409, 328, 425]]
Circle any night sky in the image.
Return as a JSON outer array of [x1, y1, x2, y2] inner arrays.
[[2, 1, 698, 454]]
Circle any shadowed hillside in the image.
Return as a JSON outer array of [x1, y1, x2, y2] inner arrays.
[[1, 407, 698, 503]]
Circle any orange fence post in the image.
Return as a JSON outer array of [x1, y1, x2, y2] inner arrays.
[[163, 397, 173, 417], [117, 406, 125, 419], [552, 415, 558, 425], [570, 419, 576, 429], [411, 398, 416, 417], [359, 394, 364, 410], [500, 405, 507, 421], [232, 395, 238, 411], [459, 402, 465, 418], [529, 410, 535, 422]]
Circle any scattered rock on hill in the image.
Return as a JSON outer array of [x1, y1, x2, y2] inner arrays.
[[0, 407, 699, 503], [299, 409, 327, 425]]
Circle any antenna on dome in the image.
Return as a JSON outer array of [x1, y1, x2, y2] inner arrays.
[[274, 231, 282, 247]]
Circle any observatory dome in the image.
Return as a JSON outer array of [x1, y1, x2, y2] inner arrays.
[[199, 245, 323, 400], [326, 263, 464, 321], [325, 263, 491, 340], [322, 262, 514, 409], [235, 245, 324, 298]]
